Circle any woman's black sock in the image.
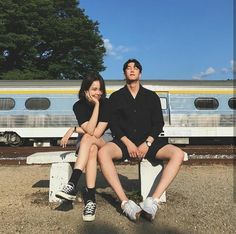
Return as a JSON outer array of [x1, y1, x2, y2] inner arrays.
[[85, 187, 96, 203], [68, 169, 82, 187]]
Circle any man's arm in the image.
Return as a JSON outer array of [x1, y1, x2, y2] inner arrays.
[[149, 93, 165, 139], [109, 93, 125, 139]]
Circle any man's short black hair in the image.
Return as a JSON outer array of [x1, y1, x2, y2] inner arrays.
[[123, 59, 142, 73]]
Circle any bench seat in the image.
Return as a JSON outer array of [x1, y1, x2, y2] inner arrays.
[[27, 151, 188, 202]]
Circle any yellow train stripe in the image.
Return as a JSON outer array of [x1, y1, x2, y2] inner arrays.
[[168, 90, 235, 95], [0, 90, 78, 94]]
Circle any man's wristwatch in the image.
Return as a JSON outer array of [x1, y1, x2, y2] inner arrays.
[[145, 140, 152, 147]]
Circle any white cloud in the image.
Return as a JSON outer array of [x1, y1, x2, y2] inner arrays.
[[221, 60, 236, 74], [221, 67, 228, 73], [192, 67, 216, 80], [230, 59, 236, 73], [193, 60, 235, 80], [103, 38, 131, 60]]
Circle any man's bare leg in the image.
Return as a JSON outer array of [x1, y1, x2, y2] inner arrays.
[[98, 142, 128, 202]]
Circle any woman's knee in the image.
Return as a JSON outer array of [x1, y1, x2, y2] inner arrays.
[[81, 133, 92, 144], [98, 146, 111, 163], [89, 145, 98, 159]]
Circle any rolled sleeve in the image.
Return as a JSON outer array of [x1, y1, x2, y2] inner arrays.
[[149, 94, 164, 139]]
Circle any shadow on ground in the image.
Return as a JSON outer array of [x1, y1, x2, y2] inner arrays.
[[78, 221, 185, 234]]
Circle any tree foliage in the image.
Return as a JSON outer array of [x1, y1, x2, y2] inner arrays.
[[0, 0, 106, 79]]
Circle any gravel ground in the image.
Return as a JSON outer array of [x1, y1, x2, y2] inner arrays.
[[0, 164, 235, 234]]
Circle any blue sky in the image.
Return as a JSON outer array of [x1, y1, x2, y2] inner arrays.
[[79, 0, 234, 80]]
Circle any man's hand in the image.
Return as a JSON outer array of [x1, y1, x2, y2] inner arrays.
[[126, 141, 139, 158], [137, 142, 149, 159]]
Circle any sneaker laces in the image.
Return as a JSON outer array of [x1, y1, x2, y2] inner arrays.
[[141, 197, 161, 219], [151, 200, 159, 214], [122, 200, 140, 220], [84, 201, 96, 215]]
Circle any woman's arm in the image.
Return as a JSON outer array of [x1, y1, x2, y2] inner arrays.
[[80, 92, 100, 135], [93, 122, 108, 138], [81, 102, 99, 135], [60, 126, 85, 148]]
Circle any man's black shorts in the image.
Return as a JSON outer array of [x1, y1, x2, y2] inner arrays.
[[111, 138, 168, 164]]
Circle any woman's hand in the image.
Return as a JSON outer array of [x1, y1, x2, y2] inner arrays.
[[60, 128, 74, 148], [85, 91, 99, 105], [60, 135, 69, 148]]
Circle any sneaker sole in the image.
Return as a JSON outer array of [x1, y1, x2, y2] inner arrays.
[[141, 210, 154, 221], [140, 202, 155, 221], [135, 210, 142, 221], [55, 192, 76, 201], [82, 214, 95, 222]]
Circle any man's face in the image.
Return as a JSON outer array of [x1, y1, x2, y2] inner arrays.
[[124, 62, 141, 82]]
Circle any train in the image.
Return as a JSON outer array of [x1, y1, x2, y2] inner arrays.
[[0, 79, 235, 146]]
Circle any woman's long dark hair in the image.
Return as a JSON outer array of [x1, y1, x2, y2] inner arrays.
[[79, 73, 106, 100]]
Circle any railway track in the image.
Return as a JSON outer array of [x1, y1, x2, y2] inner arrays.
[[0, 145, 235, 165]]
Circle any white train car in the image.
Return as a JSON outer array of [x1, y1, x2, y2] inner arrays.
[[0, 80, 234, 146]]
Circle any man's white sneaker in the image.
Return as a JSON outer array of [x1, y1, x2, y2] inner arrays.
[[122, 200, 142, 221], [140, 197, 159, 221]]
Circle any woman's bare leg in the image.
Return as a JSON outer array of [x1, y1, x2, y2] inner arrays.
[[85, 145, 98, 188], [74, 133, 105, 171]]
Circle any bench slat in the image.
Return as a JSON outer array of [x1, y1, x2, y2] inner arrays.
[[26, 151, 77, 164]]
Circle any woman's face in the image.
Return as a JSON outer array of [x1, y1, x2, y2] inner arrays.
[[87, 80, 103, 100]]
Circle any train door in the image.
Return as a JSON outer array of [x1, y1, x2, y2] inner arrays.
[[157, 92, 170, 126]]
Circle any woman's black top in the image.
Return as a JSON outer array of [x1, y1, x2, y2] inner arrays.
[[73, 98, 110, 127]]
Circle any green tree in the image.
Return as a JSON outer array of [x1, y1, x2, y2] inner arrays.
[[0, 0, 106, 79]]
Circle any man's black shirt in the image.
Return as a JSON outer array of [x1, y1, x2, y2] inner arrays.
[[109, 85, 164, 145]]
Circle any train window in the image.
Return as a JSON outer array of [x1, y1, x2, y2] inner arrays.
[[160, 97, 167, 110], [0, 98, 15, 110], [194, 97, 219, 110], [25, 98, 50, 110], [228, 97, 236, 109]]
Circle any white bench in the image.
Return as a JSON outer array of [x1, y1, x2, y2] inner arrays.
[[26, 151, 188, 203]]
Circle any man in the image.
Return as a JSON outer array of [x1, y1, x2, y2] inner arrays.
[[98, 59, 184, 222]]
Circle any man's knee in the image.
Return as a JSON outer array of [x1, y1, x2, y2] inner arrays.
[[157, 144, 184, 162], [174, 147, 185, 163]]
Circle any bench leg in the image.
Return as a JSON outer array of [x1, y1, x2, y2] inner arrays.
[[49, 162, 73, 202], [139, 160, 166, 202]]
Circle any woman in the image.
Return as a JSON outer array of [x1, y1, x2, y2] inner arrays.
[[56, 73, 111, 222]]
